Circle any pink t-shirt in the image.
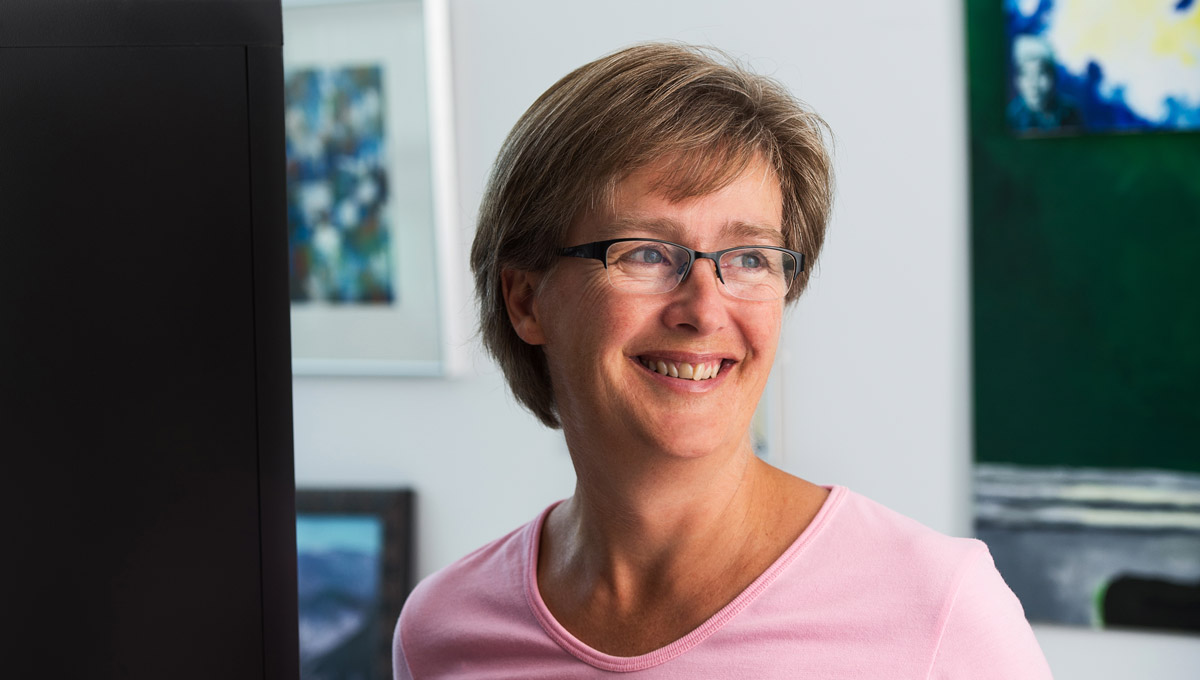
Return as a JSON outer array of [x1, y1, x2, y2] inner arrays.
[[394, 486, 1053, 678]]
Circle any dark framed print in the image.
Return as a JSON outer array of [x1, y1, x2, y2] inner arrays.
[[296, 489, 415, 680]]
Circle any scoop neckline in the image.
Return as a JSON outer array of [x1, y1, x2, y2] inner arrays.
[[522, 484, 847, 672]]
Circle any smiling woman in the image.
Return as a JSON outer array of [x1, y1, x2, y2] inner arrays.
[[392, 43, 1053, 678], [517, 156, 787, 470]]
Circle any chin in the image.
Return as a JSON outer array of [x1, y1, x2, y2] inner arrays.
[[643, 419, 752, 461]]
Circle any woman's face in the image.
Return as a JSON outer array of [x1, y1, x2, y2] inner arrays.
[[519, 157, 785, 462]]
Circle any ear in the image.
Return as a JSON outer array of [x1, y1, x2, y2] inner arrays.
[[501, 269, 547, 346]]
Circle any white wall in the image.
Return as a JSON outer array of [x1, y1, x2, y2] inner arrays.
[[292, 0, 1200, 676]]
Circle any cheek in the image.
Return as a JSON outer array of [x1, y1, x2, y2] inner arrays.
[[575, 275, 616, 314], [541, 271, 631, 353], [745, 303, 783, 346]]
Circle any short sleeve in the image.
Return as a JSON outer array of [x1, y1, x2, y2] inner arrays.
[[926, 547, 1054, 679]]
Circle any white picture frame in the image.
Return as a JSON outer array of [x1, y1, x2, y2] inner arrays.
[[283, 0, 462, 376]]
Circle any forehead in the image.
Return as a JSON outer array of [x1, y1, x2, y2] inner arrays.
[[571, 156, 785, 247], [595, 216, 785, 248]]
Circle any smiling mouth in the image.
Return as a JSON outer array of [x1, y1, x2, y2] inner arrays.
[[637, 356, 725, 381]]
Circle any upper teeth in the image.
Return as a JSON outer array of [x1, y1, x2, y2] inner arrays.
[[640, 357, 721, 381]]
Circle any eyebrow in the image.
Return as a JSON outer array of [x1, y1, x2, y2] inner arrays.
[[597, 217, 786, 247]]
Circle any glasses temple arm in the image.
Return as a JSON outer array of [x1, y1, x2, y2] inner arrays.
[[560, 241, 614, 263]]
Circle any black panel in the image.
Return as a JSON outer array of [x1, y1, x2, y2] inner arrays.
[[0, 0, 281, 48], [0, 46, 270, 677], [248, 43, 301, 680]]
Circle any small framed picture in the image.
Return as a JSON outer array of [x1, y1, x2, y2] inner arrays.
[[283, 0, 462, 375], [296, 489, 415, 680]]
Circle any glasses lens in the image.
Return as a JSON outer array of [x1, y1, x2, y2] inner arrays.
[[719, 247, 796, 301], [605, 240, 689, 294]]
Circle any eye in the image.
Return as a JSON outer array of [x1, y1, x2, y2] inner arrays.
[[632, 247, 664, 263], [736, 253, 763, 268], [726, 250, 768, 270], [618, 243, 675, 266]]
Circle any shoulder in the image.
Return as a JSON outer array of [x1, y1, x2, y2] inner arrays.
[[392, 505, 568, 678], [927, 548, 1054, 678], [825, 488, 984, 572], [816, 489, 1051, 678], [405, 517, 533, 616], [772, 488, 989, 624]]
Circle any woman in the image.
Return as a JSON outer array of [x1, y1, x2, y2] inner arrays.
[[395, 43, 1052, 678]]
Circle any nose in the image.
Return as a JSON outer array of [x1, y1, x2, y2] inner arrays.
[[680, 255, 725, 287], [664, 257, 729, 333]]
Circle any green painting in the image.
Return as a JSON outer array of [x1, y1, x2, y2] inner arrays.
[[968, 0, 1200, 634]]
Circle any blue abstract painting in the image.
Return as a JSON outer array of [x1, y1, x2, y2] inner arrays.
[[1005, 0, 1200, 134], [285, 65, 394, 303]]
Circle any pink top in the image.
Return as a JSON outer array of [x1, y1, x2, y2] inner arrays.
[[394, 486, 1053, 678]]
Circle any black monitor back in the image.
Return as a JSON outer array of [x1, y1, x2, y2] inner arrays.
[[1, 2, 298, 677]]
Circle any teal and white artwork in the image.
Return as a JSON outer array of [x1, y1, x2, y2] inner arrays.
[[1005, 0, 1200, 134]]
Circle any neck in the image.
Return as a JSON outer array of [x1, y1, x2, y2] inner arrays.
[[547, 433, 769, 597], [536, 433, 828, 655]]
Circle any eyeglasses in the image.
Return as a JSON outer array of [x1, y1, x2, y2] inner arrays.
[[559, 238, 804, 302]]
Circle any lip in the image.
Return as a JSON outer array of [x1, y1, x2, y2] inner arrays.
[[634, 350, 733, 365], [629, 353, 736, 392]]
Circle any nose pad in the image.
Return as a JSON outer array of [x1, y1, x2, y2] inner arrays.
[[692, 256, 725, 284], [675, 256, 725, 295]]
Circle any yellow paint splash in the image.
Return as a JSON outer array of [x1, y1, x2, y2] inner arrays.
[[1045, 0, 1200, 120]]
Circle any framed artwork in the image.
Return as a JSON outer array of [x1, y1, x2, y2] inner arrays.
[[283, 0, 461, 375], [1003, 0, 1200, 135], [296, 489, 416, 680], [967, 0, 1200, 635]]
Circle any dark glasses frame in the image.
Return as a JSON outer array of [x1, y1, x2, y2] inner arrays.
[[559, 237, 805, 292]]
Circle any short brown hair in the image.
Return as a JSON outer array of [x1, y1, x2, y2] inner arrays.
[[470, 42, 834, 428]]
